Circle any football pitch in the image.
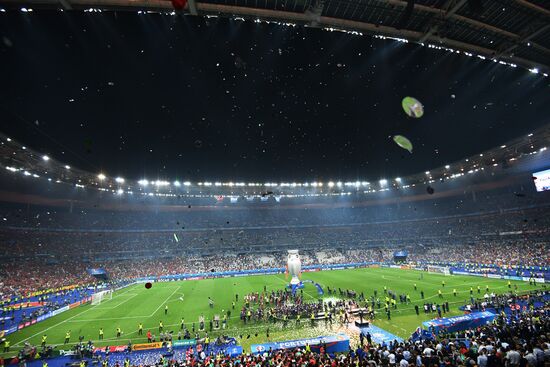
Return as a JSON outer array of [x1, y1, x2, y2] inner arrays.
[[3, 267, 537, 355]]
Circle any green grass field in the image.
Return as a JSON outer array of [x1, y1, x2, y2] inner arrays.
[[3, 267, 537, 355]]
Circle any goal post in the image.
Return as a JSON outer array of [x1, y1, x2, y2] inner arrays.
[[91, 290, 113, 305], [426, 265, 451, 276]]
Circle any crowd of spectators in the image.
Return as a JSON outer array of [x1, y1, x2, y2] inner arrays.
[[28, 296, 549, 367], [0, 188, 549, 303], [1, 239, 548, 302]]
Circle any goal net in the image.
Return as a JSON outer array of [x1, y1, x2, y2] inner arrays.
[[91, 290, 113, 305], [426, 265, 451, 276]]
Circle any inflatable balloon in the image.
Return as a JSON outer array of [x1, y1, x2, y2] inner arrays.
[[402, 97, 424, 118], [393, 135, 413, 153]]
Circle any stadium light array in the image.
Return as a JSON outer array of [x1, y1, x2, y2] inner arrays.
[[42, 155, 50, 162], [117, 188, 124, 194], [395, 177, 401, 182], [97, 173, 106, 180], [138, 179, 149, 186], [65, 165, 70, 170], [115, 177, 125, 184], [379, 179, 387, 185], [173, 180, 181, 187]]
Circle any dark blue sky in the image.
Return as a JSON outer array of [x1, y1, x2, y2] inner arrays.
[[0, 11, 549, 181]]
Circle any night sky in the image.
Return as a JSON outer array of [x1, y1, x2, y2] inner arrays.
[[0, 11, 549, 182]]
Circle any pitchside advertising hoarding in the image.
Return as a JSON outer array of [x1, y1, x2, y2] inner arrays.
[[533, 169, 550, 192], [2, 297, 92, 336]]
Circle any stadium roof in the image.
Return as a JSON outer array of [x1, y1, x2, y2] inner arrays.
[[1, 0, 549, 73]]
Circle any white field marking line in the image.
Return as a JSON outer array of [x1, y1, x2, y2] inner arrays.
[[66, 315, 151, 322], [13, 302, 98, 347], [380, 273, 511, 292], [33, 319, 293, 351], [94, 293, 139, 310], [92, 287, 138, 305], [12, 286, 140, 346], [148, 286, 181, 317]]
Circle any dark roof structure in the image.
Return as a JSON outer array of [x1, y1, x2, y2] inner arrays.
[[1, 0, 549, 73]]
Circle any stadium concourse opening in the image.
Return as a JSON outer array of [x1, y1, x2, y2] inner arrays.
[[0, 5, 550, 367]]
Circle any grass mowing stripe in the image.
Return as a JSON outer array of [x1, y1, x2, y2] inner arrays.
[[3, 268, 538, 356]]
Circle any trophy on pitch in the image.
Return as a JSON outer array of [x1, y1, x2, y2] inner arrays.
[[287, 250, 302, 286]]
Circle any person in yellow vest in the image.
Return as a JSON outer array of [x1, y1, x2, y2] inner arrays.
[[99, 328, 104, 340], [310, 312, 315, 326], [124, 358, 130, 367], [42, 361, 48, 367], [508, 281, 512, 288], [453, 289, 457, 297], [159, 321, 163, 333], [79, 360, 85, 367], [102, 360, 108, 367], [470, 287, 473, 295], [204, 335, 210, 349], [486, 285, 489, 292], [438, 289, 443, 298], [441, 280, 445, 287], [41, 334, 47, 347], [138, 323, 143, 336], [180, 318, 185, 330], [116, 327, 122, 338], [64, 330, 71, 344], [296, 314, 300, 325], [305, 343, 311, 353], [383, 286, 387, 294], [3, 339, 10, 352], [414, 283, 417, 291], [282, 314, 288, 327], [164, 305, 168, 315], [477, 285, 481, 294]]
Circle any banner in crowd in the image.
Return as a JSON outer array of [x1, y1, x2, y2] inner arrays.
[[172, 339, 197, 348], [251, 334, 349, 354], [422, 311, 496, 334], [93, 345, 128, 353], [132, 342, 164, 351]]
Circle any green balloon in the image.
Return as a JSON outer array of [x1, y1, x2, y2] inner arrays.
[[393, 135, 413, 153], [402, 96, 424, 118]]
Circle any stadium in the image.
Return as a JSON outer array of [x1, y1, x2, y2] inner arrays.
[[1, 2, 550, 367]]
